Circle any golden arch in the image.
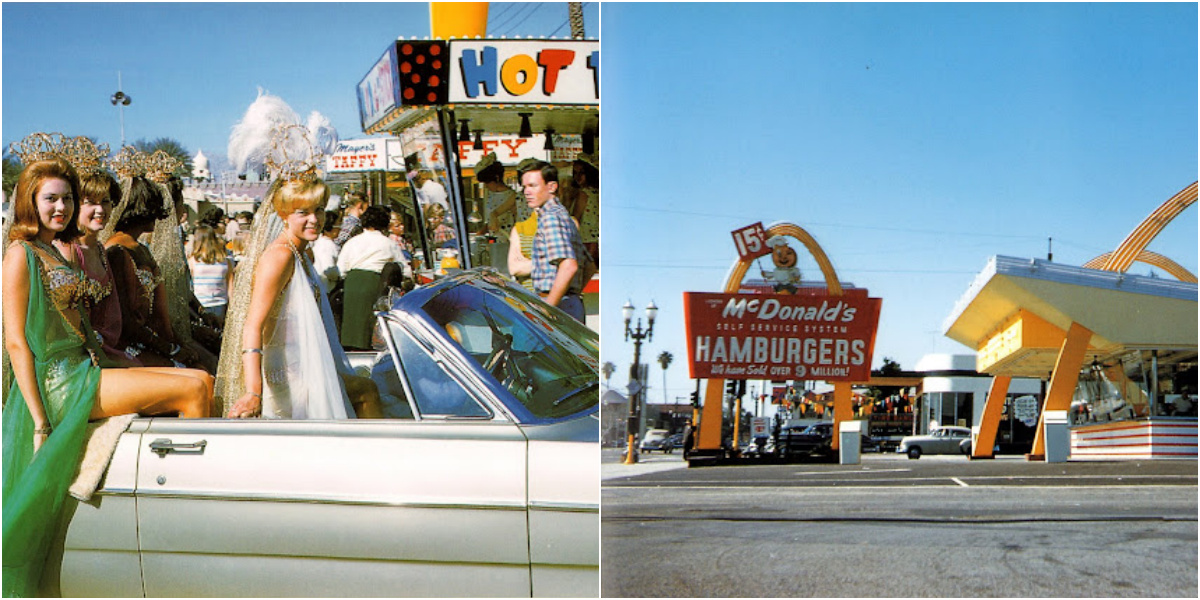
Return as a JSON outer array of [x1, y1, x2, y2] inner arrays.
[[1082, 250, 1196, 283], [723, 223, 844, 296], [1097, 181, 1196, 274], [697, 223, 852, 455]]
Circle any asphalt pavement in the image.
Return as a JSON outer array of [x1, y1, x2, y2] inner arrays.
[[601, 448, 1198, 597]]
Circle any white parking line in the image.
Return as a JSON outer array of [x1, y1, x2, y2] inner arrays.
[[951, 477, 969, 487], [792, 468, 913, 476]]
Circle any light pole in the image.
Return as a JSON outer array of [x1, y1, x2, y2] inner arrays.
[[622, 299, 657, 465], [110, 71, 132, 147]]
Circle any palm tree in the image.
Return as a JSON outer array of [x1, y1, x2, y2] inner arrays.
[[657, 351, 673, 404], [602, 361, 615, 390]]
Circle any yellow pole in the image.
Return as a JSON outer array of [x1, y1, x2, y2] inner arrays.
[[831, 382, 852, 450], [733, 395, 742, 454], [1029, 322, 1092, 459], [972, 376, 1011, 459], [697, 379, 726, 450], [430, 2, 490, 39]]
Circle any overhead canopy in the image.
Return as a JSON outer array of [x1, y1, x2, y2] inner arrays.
[[943, 256, 1198, 376]]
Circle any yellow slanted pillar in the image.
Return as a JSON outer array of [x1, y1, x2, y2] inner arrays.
[[697, 379, 726, 450], [831, 382, 853, 450], [1029, 322, 1093, 460], [972, 376, 1011, 459]]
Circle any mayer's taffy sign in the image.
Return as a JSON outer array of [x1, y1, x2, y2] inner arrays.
[[683, 291, 881, 382]]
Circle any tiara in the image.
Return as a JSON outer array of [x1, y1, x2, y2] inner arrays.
[[145, 150, 182, 183], [64, 137, 112, 178], [109, 146, 147, 179], [8, 132, 72, 164], [265, 125, 322, 183]]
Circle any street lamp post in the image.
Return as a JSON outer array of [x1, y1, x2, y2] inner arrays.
[[110, 71, 132, 147], [622, 299, 657, 465]]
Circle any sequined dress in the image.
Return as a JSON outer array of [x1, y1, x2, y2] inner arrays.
[[67, 240, 141, 368], [2, 242, 103, 597]]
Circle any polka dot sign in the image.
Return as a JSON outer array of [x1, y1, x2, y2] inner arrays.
[[397, 40, 449, 105]]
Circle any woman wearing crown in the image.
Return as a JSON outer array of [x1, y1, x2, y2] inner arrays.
[[217, 103, 382, 420], [100, 166, 198, 369], [2, 137, 213, 597], [50, 138, 141, 367]]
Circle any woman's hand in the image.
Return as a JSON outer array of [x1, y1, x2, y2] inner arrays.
[[226, 393, 262, 419], [33, 429, 48, 453]]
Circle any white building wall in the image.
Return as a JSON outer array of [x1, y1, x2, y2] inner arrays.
[[916, 353, 1043, 432]]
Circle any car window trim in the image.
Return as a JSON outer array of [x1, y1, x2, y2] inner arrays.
[[382, 312, 510, 423]]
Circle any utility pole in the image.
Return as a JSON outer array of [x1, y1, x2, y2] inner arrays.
[[568, 2, 585, 38]]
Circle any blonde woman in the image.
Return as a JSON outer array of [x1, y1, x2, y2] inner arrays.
[[187, 225, 233, 321], [222, 176, 382, 420]]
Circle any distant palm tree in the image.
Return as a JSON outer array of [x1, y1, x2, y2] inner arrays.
[[657, 351, 673, 404], [602, 361, 615, 390]]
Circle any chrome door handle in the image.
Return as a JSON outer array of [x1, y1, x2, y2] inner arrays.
[[149, 438, 207, 457]]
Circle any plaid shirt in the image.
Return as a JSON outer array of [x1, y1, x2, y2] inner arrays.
[[334, 213, 362, 247], [531, 197, 586, 294], [432, 223, 456, 246]]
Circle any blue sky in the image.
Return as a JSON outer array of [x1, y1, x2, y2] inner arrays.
[[2, 2, 597, 170], [600, 3, 1197, 408]]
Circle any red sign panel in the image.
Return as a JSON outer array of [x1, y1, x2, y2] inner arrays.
[[731, 222, 771, 261], [683, 292, 882, 382]]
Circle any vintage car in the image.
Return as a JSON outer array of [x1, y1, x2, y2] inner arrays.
[[638, 429, 672, 454], [777, 422, 879, 459], [54, 269, 599, 598], [897, 425, 973, 459]]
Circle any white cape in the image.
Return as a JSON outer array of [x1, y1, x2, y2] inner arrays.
[[261, 250, 356, 419]]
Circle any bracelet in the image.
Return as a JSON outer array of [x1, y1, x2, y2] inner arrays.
[[169, 343, 181, 357], [242, 348, 263, 355], [249, 392, 262, 400], [34, 425, 52, 435]]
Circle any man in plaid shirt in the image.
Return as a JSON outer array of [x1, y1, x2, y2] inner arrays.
[[519, 160, 587, 322]]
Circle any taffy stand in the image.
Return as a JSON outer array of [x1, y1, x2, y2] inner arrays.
[[353, 33, 600, 328]]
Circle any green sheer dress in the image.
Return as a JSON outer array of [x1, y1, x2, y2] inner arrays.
[[2, 242, 102, 597]]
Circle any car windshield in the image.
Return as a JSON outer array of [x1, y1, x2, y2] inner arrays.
[[416, 275, 599, 419]]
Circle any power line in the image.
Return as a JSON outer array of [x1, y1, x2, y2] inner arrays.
[[496, 3, 547, 37], [606, 203, 1047, 241], [490, 3, 538, 34], [548, 18, 570, 38], [487, 3, 519, 22]]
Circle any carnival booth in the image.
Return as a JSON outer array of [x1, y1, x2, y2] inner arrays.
[[354, 31, 600, 329]]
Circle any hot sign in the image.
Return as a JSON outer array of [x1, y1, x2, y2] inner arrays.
[[683, 292, 882, 382]]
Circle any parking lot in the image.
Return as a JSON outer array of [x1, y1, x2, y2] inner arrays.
[[602, 449, 1198, 597]]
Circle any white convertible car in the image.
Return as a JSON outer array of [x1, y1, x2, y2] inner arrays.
[[53, 269, 599, 598]]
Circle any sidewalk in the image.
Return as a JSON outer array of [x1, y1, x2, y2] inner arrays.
[[601, 449, 689, 481]]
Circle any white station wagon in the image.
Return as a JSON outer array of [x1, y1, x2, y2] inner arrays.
[[54, 269, 599, 598]]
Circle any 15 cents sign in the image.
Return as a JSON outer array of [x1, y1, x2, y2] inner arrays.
[[683, 291, 882, 382]]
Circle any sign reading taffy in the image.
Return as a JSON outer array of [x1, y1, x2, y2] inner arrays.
[[683, 292, 882, 382]]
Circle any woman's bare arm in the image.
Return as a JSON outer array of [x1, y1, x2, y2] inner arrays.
[[4, 245, 49, 450], [228, 243, 293, 417]]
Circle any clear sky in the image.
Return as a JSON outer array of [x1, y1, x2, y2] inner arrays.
[[2, 2, 597, 171], [599, 3, 1197, 409]]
